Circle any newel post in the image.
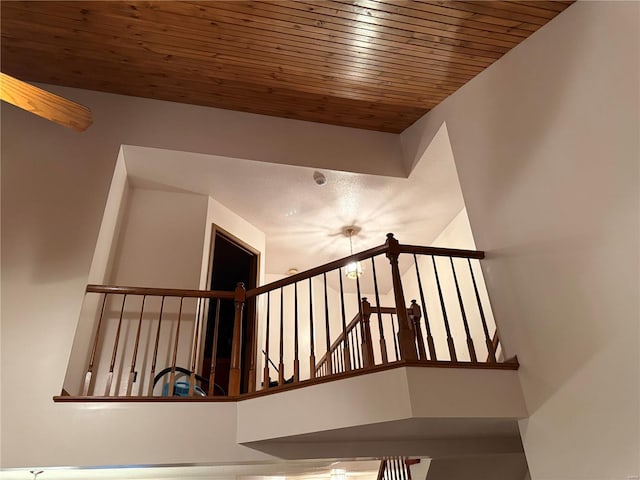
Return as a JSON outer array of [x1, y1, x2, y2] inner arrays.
[[229, 282, 245, 396], [361, 297, 375, 368], [385, 233, 418, 362]]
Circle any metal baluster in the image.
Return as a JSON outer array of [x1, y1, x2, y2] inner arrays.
[[105, 294, 127, 396], [371, 257, 388, 363], [414, 254, 437, 360], [450, 257, 477, 362], [354, 271, 364, 368], [432, 256, 457, 361], [127, 295, 146, 396], [294, 282, 299, 382], [189, 297, 204, 395], [309, 278, 316, 378], [468, 258, 496, 363], [263, 293, 271, 389], [279, 287, 285, 385], [148, 296, 165, 397], [338, 268, 351, 371], [168, 297, 184, 396], [323, 272, 332, 375]]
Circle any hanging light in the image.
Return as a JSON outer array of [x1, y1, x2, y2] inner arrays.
[[344, 227, 364, 279]]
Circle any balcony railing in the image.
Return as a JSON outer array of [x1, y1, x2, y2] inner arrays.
[[65, 234, 516, 400]]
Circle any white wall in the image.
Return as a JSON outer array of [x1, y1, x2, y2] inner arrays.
[[402, 2, 640, 478], [238, 366, 526, 444]]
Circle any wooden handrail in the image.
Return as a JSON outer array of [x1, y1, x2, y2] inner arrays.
[[246, 244, 389, 297], [315, 310, 362, 371], [86, 284, 235, 299], [398, 244, 485, 259]]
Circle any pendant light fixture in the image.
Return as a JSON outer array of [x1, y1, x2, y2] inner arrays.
[[344, 226, 364, 279]]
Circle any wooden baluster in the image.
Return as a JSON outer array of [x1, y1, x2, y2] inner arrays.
[[148, 296, 165, 396], [414, 254, 437, 361], [371, 257, 388, 364], [293, 282, 300, 383], [126, 295, 146, 396], [349, 328, 357, 369], [309, 278, 316, 379], [354, 321, 363, 369], [323, 272, 332, 375], [169, 297, 184, 396], [491, 330, 501, 361], [278, 287, 285, 386], [263, 293, 271, 389], [332, 349, 337, 373], [210, 299, 221, 395], [391, 457, 399, 480], [105, 294, 127, 396], [390, 314, 400, 361], [83, 292, 107, 396], [338, 268, 351, 371], [229, 283, 245, 396], [468, 258, 496, 363], [189, 297, 203, 396], [432, 256, 457, 361], [376, 459, 386, 480], [450, 257, 477, 362], [361, 298, 375, 368], [248, 295, 258, 394], [385, 233, 418, 361], [409, 300, 427, 361]]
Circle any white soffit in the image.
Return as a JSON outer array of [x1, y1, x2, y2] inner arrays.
[[122, 124, 465, 276]]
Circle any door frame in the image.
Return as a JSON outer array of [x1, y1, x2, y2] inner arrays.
[[200, 224, 260, 394]]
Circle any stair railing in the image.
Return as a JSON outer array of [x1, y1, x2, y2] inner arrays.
[[74, 233, 515, 399], [378, 457, 420, 480]]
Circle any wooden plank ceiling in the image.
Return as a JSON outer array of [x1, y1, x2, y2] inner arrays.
[[0, 1, 573, 133]]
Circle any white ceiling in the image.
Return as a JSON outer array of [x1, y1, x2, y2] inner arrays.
[[123, 123, 465, 278]]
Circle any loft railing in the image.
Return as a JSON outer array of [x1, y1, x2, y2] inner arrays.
[[70, 233, 517, 400], [378, 457, 421, 480]]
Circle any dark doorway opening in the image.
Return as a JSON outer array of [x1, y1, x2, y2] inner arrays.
[[201, 227, 259, 395]]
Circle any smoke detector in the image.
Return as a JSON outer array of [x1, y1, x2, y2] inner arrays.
[[313, 171, 327, 186]]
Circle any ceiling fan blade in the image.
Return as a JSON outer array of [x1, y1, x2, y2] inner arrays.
[[0, 72, 92, 132]]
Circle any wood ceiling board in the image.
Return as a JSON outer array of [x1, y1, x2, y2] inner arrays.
[[0, 0, 574, 133], [2, 50, 426, 132]]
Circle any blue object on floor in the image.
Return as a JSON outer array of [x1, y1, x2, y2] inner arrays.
[[162, 381, 206, 397]]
